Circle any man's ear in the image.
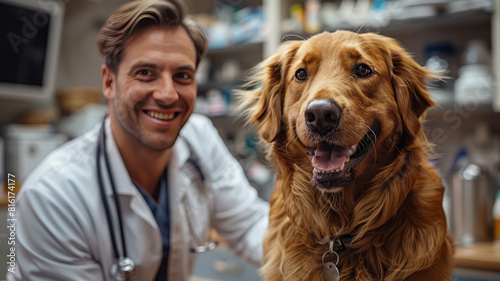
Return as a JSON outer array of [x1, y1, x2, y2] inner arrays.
[[101, 64, 116, 100]]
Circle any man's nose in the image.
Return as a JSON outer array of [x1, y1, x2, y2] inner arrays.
[[153, 76, 179, 104]]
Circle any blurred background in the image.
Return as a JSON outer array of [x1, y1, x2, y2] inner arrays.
[[1, 0, 500, 280]]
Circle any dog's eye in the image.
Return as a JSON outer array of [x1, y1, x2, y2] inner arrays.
[[294, 69, 309, 81], [354, 64, 373, 78]]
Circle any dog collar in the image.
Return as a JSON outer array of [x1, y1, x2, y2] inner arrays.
[[321, 234, 354, 253], [320, 234, 354, 281]]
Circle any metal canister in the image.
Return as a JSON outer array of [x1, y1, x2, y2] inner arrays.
[[452, 164, 495, 245]]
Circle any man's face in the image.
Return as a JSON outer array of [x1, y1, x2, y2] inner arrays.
[[102, 25, 197, 151]]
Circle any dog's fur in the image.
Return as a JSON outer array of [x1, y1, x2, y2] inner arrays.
[[238, 31, 453, 280]]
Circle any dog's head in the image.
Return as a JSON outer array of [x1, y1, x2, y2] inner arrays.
[[240, 30, 436, 193]]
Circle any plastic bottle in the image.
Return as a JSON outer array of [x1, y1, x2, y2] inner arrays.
[[424, 41, 456, 105], [494, 190, 500, 240], [454, 40, 493, 107]]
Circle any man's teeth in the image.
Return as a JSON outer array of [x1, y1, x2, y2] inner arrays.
[[146, 111, 175, 121]]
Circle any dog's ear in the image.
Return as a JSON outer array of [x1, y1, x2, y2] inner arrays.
[[237, 40, 303, 142], [378, 35, 438, 140]]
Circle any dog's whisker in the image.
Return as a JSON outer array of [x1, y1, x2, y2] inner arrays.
[[349, 129, 362, 139], [324, 204, 332, 217], [319, 201, 329, 213], [354, 123, 378, 169], [282, 34, 306, 42], [355, 122, 378, 145], [357, 122, 378, 144], [356, 21, 369, 34], [285, 133, 299, 153]]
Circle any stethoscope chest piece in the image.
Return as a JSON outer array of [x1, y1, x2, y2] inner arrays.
[[110, 257, 136, 281]]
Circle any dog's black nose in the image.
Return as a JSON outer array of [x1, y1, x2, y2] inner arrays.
[[304, 99, 342, 135]]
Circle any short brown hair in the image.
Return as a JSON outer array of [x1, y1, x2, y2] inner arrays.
[[97, 0, 207, 72]]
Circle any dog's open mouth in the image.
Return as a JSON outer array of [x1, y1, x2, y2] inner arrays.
[[305, 124, 379, 190]]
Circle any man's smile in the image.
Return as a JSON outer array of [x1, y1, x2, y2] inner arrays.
[[145, 110, 176, 121]]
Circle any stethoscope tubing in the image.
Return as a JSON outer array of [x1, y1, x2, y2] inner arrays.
[[96, 117, 130, 265]]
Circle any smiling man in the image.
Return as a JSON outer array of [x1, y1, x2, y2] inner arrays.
[[102, 25, 198, 199], [8, 1, 269, 280]]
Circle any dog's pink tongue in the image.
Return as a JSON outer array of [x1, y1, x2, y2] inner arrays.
[[312, 143, 349, 171]]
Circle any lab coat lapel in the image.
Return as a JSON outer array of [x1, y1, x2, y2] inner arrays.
[[168, 136, 190, 204], [167, 136, 192, 279]]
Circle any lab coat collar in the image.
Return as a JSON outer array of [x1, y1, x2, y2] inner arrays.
[[104, 117, 136, 197], [167, 133, 191, 203]]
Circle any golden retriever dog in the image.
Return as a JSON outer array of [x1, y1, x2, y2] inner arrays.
[[238, 30, 453, 280]]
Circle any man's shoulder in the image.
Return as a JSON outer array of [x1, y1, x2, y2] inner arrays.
[[180, 114, 220, 147], [20, 126, 100, 195], [183, 114, 213, 133], [45, 125, 99, 169]]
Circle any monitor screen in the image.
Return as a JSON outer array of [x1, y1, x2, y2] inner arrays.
[[0, 0, 63, 100], [0, 3, 51, 87]]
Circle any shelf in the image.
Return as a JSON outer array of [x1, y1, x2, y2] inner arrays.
[[426, 104, 499, 119], [207, 40, 263, 55], [369, 9, 492, 33], [455, 242, 500, 273], [198, 80, 240, 93], [283, 9, 492, 38], [424, 104, 500, 135]]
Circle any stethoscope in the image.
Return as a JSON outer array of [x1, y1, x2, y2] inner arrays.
[[96, 116, 217, 281]]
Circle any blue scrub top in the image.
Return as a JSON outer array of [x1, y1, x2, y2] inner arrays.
[[135, 170, 170, 281]]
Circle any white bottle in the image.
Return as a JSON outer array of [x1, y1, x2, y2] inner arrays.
[[494, 190, 500, 240], [454, 40, 493, 107]]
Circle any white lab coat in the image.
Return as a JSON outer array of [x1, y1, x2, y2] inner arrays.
[[7, 114, 269, 281]]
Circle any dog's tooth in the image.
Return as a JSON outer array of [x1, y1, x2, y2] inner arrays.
[[340, 161, 345, 171], [349, 144, 357, 156]]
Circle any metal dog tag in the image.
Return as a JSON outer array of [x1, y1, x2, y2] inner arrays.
[[323, 261, 340, 281]]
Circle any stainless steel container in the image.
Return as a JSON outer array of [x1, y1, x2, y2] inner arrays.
[[452, 164, 495, 245]]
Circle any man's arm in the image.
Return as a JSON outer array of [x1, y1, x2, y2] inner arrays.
[[8, 169, 104, 281], [191, 116, 270, 266]]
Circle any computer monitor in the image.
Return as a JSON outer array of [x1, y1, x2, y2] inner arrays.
[[0, 0, 64, 100]]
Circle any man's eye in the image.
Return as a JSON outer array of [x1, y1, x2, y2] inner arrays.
[[135, 69, 156, 82], [137, 69, 153, 77], [174, 72, 193, 84], [294, 68, 309, 82]]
